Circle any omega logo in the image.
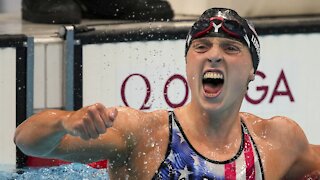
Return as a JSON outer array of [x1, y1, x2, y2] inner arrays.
[[120, 69, 294, 110]]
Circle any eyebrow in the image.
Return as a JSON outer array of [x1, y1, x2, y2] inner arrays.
[[193, 37, 244, 47], [192, 38, 212, 46], [221, 39, 244, 46]]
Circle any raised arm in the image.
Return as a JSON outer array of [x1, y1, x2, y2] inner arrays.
[[14, 103, 137, 163]]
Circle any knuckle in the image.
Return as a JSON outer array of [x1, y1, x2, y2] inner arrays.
[[93, 104, 103, 113], [74, 123, 83, 132], [87, 106, 97, 114], [83, 116, 92, 124], [94, 103, 103, 108]]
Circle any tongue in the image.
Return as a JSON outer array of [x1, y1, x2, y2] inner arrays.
[[203, 83, 222, 94]]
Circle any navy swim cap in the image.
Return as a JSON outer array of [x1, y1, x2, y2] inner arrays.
[[185, 8, 260, 73]]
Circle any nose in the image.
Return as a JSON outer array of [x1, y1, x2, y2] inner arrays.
[[208, 57, 222, 63], [208, 49, 223, 64], [207, 46, 223, 64]]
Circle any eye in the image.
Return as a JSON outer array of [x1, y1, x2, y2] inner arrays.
[[221, 43, 241, 54], [192, 42, 211, 53]]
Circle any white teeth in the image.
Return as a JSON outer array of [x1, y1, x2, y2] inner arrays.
[[203, 72, 224, 79]]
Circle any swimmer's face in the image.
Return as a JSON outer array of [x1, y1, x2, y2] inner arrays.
[[185, 37, 255, 111]]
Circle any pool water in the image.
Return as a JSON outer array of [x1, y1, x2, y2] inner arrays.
[[0, 163, 109, 180]]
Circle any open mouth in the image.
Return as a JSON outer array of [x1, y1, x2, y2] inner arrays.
[[202, 71, 224, 97]]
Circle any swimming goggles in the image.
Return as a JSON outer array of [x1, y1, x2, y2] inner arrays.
[[191, 16, 248, 40]]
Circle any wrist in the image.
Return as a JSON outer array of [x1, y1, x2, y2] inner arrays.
[[57, 111, 73, 135]]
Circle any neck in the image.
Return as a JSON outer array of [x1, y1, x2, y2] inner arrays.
[[182, 101, 242, 140]]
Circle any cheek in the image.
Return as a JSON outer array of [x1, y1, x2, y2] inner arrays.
[[185, 60, 201, 89], [186, 63, 196, 84], [185, 53, 205, 85], [185, 56, 198, 76], [229, 53, 253, 73], [228, 59, 252, 83], [242, 52, 254, 72]]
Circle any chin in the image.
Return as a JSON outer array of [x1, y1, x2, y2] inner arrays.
[[197, 94, 225, 113]]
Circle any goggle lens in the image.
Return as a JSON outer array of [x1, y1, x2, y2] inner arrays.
[[191, 17, 246, 39]]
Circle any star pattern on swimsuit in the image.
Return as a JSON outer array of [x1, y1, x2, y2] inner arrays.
[[177, 132, 186, 144], [178, 165, 193, 179], [167, 150, 176, 162], [191, 154, 201, 166]]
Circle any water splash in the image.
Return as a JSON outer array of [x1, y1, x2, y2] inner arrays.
[[0, 163, 109, 180]]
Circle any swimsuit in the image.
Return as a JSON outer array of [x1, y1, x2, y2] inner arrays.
[[153, 111, 264, 180]]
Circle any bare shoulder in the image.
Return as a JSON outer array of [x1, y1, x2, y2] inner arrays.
[[240, 112, 314, 178], [240, 112, 308, 147], [114, 107, 169, 136], [133, 108, 169, 131]]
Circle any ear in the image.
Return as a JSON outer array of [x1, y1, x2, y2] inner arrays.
[[249, 68, 255, 81]]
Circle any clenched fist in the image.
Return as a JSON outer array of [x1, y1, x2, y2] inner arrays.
[[62, 103, 118, 140]]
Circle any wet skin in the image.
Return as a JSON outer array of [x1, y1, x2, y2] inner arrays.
[[14, 37, 320, 179]]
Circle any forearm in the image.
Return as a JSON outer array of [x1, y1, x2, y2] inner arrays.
[[14, 109, 70, 157]]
